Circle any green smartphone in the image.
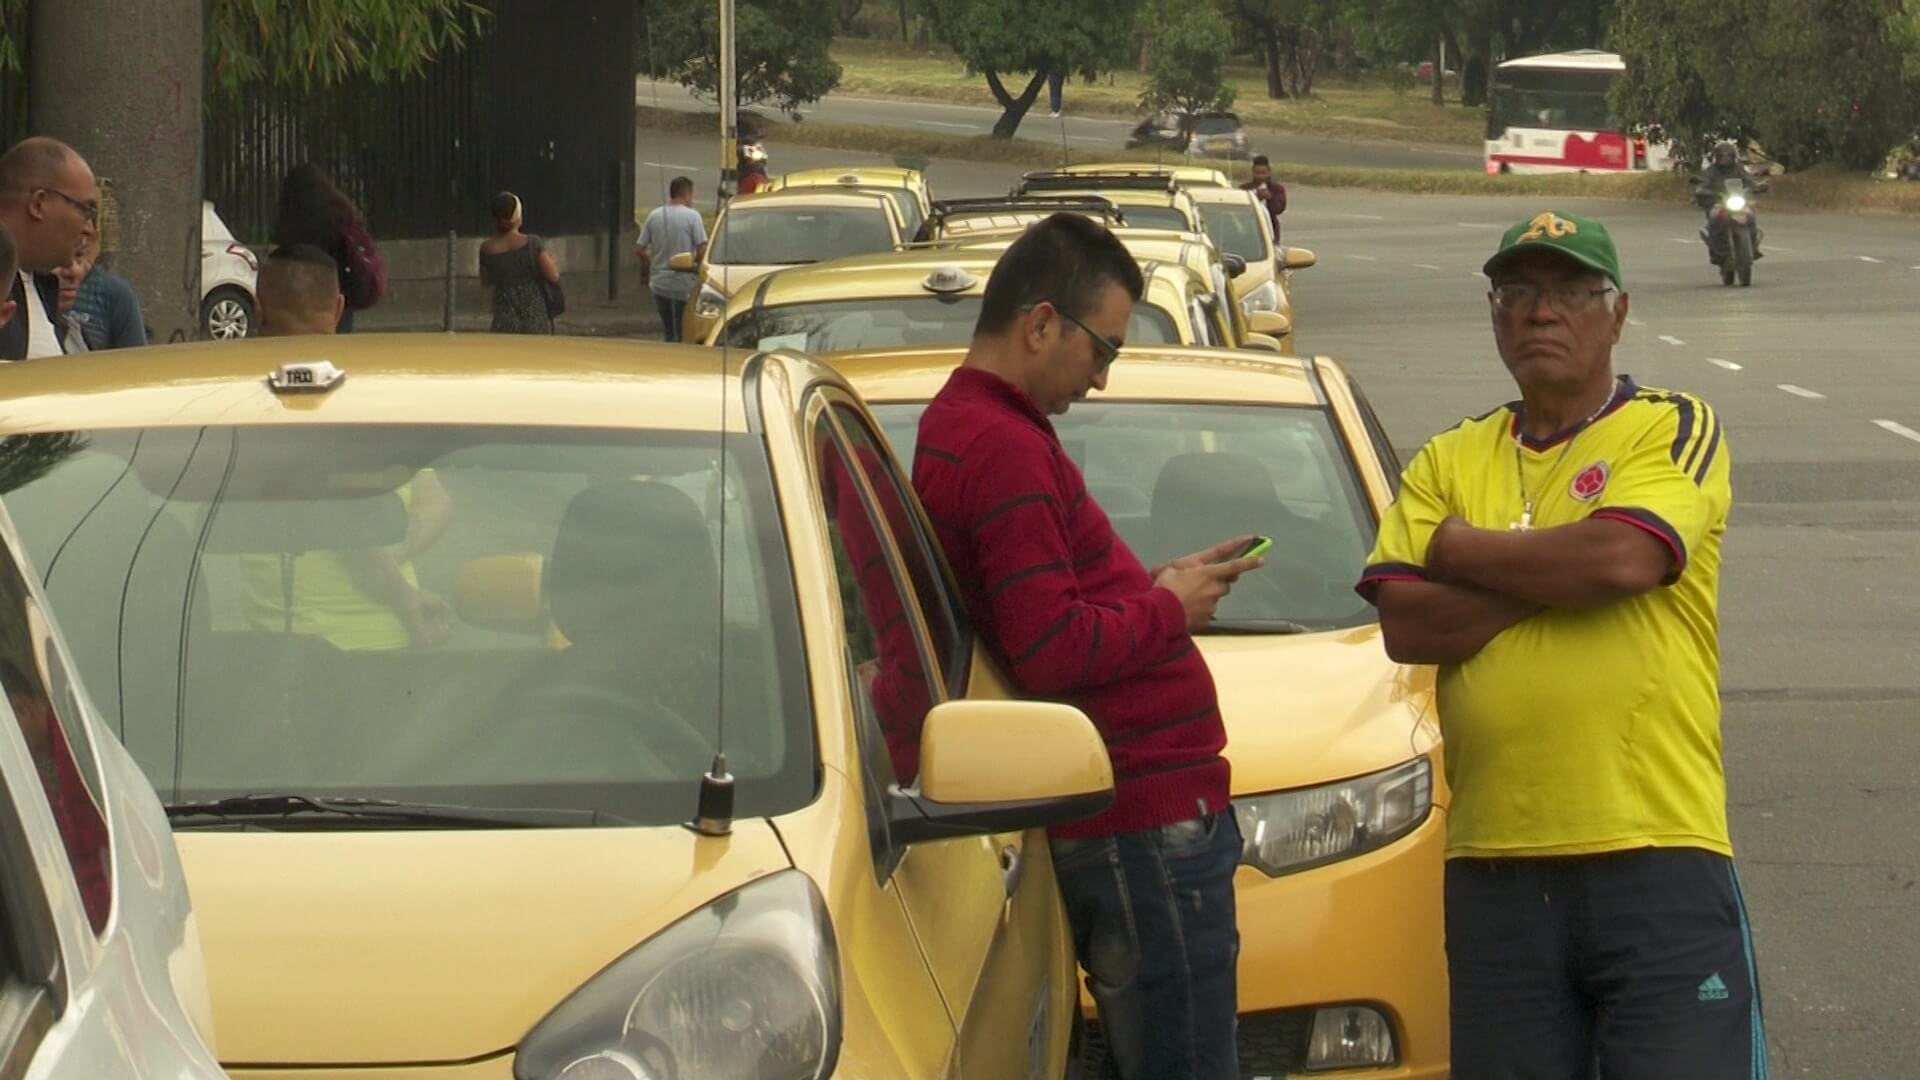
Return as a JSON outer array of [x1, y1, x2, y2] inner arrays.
[[1237, 535, 1273, 559]]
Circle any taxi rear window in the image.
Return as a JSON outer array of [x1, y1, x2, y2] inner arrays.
[[724, 296, 1180, 353], [711, 206, 894, 265]]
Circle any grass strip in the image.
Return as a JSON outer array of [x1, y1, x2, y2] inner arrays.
[[637, 107, 1920, 216]]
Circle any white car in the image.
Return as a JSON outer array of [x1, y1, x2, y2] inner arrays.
[[0, 501, 226, 1079], [201, 202, 259, 340]]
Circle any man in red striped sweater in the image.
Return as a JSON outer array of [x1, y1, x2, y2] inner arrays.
[[912, 213, 1263, 1080]]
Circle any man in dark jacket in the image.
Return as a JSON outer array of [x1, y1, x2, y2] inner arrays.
[[1242, 155, 1287, 236], [1695, 140, 1765, 261]]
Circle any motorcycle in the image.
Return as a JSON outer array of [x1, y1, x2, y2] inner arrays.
[[1692, 174, 1767, 287], [736, 138, 770, 195]]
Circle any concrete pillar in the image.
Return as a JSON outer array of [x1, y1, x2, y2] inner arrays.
[[29, 0, 206, 344]]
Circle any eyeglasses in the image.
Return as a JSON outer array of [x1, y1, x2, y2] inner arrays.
[[36, 187, 99, 225], [1491, 282, 1615, 315], [1022, 301, 1121, 370]]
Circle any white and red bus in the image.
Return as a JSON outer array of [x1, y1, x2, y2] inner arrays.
[[1484, 50, 1672, 175]]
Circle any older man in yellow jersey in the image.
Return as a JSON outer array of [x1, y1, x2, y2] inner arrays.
[[1357, 211, 1766, 1079]]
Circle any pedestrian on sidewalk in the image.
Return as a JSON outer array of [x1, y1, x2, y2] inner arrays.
[[1047, 64, 1067, 118], [635, 176, 707, 343], [912, 213, 1262, 1080], [272, 163, 385, 333], [479, 192, 561, 335], [69, 233, 147, 350], [1241, 155, 1287, 236], [0, 136, 98, 361], [1358, 210, 1765, 1079]]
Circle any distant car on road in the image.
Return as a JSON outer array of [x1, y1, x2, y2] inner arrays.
[[201, 201, 259, 340], [1127, 110, 1249, 158]]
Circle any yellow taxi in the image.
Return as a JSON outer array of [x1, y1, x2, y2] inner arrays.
[[838, 344, 1451, 1080], [909, 194, 1128, 243], [672, 188, 908, 344], [701, 246, 1237, 353], [1056, 160, 1232, 187], [1014, 169, 1207, 233], [0, 337, 1119, 1080], [761, 166, 935, 238]]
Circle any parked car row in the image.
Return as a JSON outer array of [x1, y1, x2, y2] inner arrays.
[[0, 160, 1448, 1080]]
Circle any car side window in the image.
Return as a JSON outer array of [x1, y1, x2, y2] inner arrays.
[[813, 410, 938, 800], [0, 540, 112, 936], [830, 402, 968, 696]]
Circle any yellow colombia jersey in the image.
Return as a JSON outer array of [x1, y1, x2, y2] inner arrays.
[[241, 482, 419, 652], [1360, 376, 1733, 859]]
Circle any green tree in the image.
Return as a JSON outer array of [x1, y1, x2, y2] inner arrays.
[[1613, 0, 1916, 170], [638, 0, 843, 119], [1140, 0, 1237, 126], [924, 0, 1143, 137], [3, 0, 487, 90]]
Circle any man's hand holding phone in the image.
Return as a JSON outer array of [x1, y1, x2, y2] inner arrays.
[[1154, 534, 1268, 631]]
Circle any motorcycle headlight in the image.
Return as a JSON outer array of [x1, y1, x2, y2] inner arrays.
[[694, 282, 728, 320], [1233, 757, 1433, 878], [1725, 194, 1748, 212], [514, 870, 841, 1080], [1240, 280, 1281, 316]]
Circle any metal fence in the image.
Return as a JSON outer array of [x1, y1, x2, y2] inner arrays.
[[204, 0, 635, 244]]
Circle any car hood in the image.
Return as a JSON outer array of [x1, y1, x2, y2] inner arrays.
[[177, 822, 792, 1066], [1198, 625, 1438, 797]]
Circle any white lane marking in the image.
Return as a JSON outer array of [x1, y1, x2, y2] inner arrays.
[[1351, 254, 1379, 262], [1658, 335, 1687, 346], [1456, 222, 1500, 229], [1066, 135, 1105, 144], [1323, 212, 1387, 220], [1626, 317, 1646, 327], [1777, 384, 1826, 400], [1707, 357, 1743, 371], [1671, 237, 1694, 244], [1768, 245, 1796, 253], [1857, 255, 1885, 264], [1874, 420, 1920, 444], [917, 120, 977, 130], [1413, 263, 1442, 270], [642, 161, 704, 171]]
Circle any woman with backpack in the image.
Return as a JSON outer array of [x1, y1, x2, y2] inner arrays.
[[271, 162, 386, 332]]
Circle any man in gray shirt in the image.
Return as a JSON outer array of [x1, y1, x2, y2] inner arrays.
[[635, 176, 708, 342]]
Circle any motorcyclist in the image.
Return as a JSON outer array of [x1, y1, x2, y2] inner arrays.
[[736, 142, 770, 195], [1695, 140, 1765, 260]]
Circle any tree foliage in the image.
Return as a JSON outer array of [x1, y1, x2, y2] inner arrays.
[[1140, 0, 1237, 121], [1613, 0, 1918, 170], [205, 0, 490, 99], [924, 0, 1143, 137], [639, 0, 844, 119]]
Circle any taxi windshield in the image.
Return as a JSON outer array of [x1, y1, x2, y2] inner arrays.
[[722, 295, 1180, 352], [710, 205, 895, 265], [1115, 206, 1192, 231], [0, 426, 813, 827], [871, 402, 1377, 631], [1199, 204, 1268, 263]]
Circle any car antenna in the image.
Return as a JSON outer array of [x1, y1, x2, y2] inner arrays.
[[690, 326, 735, 838]]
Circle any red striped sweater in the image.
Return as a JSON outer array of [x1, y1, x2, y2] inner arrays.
[[911, 366, 1230, 839]]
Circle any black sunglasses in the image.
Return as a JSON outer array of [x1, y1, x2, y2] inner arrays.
[[1021, 301, 1121, 370]]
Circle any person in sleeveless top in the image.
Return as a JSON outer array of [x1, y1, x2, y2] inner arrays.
[[479, 191, 561, 335]]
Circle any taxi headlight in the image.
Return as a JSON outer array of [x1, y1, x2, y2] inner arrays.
[[694, 282, 728, 319], [1233, 758, 1432, 878], [1240, 280, 1281, 315], [515, 870, 840, 1080]]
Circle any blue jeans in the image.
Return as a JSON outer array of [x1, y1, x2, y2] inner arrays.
[[1048, 68, 1066, 113], [654, 293, 688, 342], [1050, 812, 1242, 1080]]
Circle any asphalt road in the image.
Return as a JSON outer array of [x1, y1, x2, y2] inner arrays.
[[637, 79, 1482, 172], [633, 121, 1920, 1075]]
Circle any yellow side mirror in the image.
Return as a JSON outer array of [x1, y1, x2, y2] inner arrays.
[[1247, 310, 1292, 338], [918, 700, 1113, 807], [1281, 246, 1317, 270], [668, 252, 697, 273]]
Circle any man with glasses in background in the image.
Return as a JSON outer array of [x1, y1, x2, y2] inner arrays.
[[1358, 211, 1766, 1079], [0, 136, 99, 361], [912, 212, 1264, 1080]]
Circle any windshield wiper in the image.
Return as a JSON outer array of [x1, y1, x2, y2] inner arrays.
[[163, 793, 629, 830], [1198, 619, 1316, 635]]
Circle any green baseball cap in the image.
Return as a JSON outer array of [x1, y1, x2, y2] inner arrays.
[[1482, 210, 1623, 290]]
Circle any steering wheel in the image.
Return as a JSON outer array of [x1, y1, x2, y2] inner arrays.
[[469, 679, 715, 784]]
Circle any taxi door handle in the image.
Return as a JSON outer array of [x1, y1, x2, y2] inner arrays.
[[999, 844, 1023, 898]]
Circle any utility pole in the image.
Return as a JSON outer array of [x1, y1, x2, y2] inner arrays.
[[718, 0, 738, 210], [30, 0, 206, 344]]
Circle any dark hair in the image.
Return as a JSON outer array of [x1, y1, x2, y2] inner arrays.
[[0, 221, 16, 283], [266, 243, 339, 277], [975, 213, 1144, 337], [491, 191, 521, 225], [1251, 155, 1271, 168], [669, 176, 694, 199], [271, 162, 359, 251]]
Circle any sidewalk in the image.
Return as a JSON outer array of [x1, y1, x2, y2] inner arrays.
[[353, 271, 666, 338]]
